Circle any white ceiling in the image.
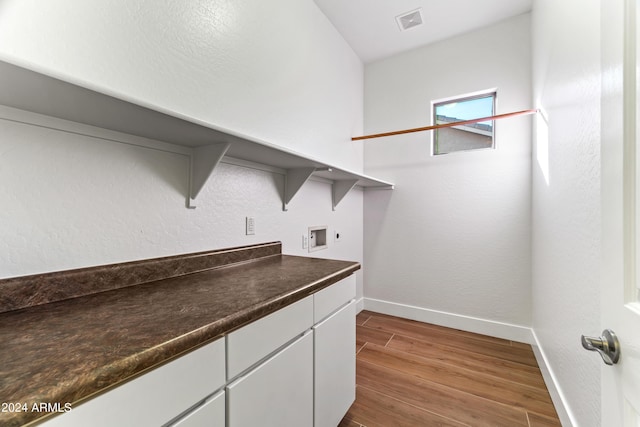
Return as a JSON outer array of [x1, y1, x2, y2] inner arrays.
[[313, 0, 533, 63]]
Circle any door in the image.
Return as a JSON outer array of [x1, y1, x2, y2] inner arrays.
[[601, 0, 640, 425], [314, 300, 356, 427]]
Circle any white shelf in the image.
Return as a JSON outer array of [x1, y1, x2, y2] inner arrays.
[[0, 59, 394, 210]]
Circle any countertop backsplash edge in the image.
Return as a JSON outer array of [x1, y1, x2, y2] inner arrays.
[[0, 241, 282, 313]]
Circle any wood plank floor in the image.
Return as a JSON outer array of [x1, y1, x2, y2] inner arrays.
[[339, 311, 561, 427]]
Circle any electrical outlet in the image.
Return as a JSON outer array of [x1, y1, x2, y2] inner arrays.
[[334, 230, 342, 243], [246, 217, 255, 235], [302, 234, 308, 249]]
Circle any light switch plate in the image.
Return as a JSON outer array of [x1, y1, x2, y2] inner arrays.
[[246, 217, 255, 235]]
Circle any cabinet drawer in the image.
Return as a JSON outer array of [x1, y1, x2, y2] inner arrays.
[[226, 295, 313, 379], [313, 275, 355, 323], [170, 390, 225, 427], [41, 338, 225, 427]]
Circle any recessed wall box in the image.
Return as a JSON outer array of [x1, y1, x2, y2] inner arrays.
[[308, 226, 328, 253]]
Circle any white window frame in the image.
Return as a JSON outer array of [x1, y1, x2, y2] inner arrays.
[[430, 88, 498, 156]]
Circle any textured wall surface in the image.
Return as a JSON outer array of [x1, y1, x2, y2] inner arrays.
[[0, 116, 364, 295], [531, 1, 602, 425], [363, 15, 533, 329], [0, 0, 363, 171], [0, 0, 365, 296]]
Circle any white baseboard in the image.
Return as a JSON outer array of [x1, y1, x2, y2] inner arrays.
[[363, 297, 534, 343], [355, 296, 365, 313], [362, 297, 574, 426], [530, 330, 576, 427]]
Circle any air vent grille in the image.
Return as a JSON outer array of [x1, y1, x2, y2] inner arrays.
[[395, 8, 423, 32]]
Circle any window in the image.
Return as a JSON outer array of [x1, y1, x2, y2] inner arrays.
[[432, 91, 496, 155]]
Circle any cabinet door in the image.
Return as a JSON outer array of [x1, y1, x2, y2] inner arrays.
[[313, 300, 356, 427], [170, 390, 225, 427], [226, 331, 313, 427]]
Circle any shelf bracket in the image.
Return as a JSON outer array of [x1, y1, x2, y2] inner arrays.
[[283, 167, 316, 211], [188, 142, 231, 209], [332, 179, 359, 211]]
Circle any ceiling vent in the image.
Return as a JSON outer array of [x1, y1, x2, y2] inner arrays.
[[395, 8, 423, 32]]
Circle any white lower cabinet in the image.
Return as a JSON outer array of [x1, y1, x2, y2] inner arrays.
[[39, 275, 356, 427], [313, 300, 356, 427], [225, 276, 355, 427], [226, 331, 313, 427]]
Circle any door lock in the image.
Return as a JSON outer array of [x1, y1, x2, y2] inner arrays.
[[581, 329, 620, 365]]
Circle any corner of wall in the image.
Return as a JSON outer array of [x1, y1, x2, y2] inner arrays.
[[530, 330, 578, 427]]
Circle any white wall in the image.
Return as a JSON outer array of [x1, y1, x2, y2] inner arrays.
[[362, 14, 533, 339], [0, 0, 363, 172], [0, 0, 366, 298], [531, 1, 602, 425], [0, 113, 364, 292]]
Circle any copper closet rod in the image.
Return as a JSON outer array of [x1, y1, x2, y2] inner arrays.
[[351, 109, 539, 141]]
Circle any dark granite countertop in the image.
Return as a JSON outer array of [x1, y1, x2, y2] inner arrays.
[[0, 243, 360, 426]]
